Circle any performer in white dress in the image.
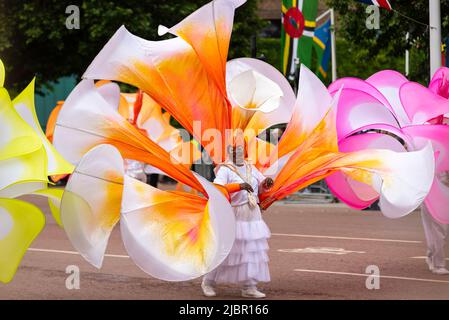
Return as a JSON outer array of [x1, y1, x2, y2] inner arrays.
[[201, 144, 273, 298]]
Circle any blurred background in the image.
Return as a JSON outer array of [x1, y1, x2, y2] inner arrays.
[[0, 0, 448, 128]]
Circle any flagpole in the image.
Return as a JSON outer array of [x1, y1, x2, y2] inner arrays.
[[316, 8, 330, 22], [330, 8, 337, 81], [429, 0, 441, 77]]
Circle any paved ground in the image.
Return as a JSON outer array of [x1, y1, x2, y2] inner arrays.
[[1, 195, 448, 300]]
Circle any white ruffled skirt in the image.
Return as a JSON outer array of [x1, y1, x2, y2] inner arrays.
[[204, 203, 271, 285]]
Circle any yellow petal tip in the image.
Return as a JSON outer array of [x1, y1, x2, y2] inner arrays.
[[0, 59, 5, 87]]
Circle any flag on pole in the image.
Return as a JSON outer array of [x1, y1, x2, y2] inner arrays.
[[355, 0, 392, 11], [281, 0, 319, 80], [446, 38, 449, 68], [443, 39, 449, 67], [313, 18, 331, 80]]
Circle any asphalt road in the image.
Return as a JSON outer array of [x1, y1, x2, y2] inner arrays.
[[1, 195, 448, 300]]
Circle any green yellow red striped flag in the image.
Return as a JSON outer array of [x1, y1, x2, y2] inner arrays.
[[281, 0, 319, 80], [313, 17, 331, 80]]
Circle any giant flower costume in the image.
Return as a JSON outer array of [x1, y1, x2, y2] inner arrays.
[[326, 68, 449, 224], [429, 67, 449, 100], [0, 59, 73, 283], [45, 83, 202, 177], [0, 0, 437, 283]]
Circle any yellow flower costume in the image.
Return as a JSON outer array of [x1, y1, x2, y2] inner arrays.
[[0, 59, 73, 283]]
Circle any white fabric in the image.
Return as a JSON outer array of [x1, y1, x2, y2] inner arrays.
[[228, 69, 283, 113], [203, 203, 271, 285], [121, 172, 236, 281], [214, 163, 265, 206]]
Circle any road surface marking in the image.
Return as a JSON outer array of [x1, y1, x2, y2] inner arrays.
[[411, 256, 449, 261], [272, 233, 421, 244], [28, 247, 129, 259], [278, 247, 365, 255], [294, 269, 449, 284]]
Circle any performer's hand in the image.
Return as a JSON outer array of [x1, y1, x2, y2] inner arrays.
[[240, 182, 254, 193], [263, 178, 274, 189]]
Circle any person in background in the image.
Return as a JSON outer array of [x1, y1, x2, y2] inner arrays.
[[421, 171, 449, 275], [144, 164, 159, 187], [124, 159, 147, 183], [124, 118, 147, 183]]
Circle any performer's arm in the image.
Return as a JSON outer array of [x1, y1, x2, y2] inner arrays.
[[213, 183, 243, 195], [224, 183, 242, 193], [214, 166, 242, 201], [214, 183, 253, 201], [214, 166, 254, 200], [253, 166, 274, 192], [214, 184, 231, 201]]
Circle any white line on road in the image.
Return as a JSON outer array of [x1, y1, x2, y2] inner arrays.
[[294, 269, 449, 284], [272, 233, 421, 244], [411, 256, 449, 261], [28, 232, 420, 261], [28, 248, 129, 259], [278, 247, 365, 255]]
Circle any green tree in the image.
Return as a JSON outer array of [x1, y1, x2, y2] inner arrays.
[[326, 0, 449, 84], [0, 0, 263, 94]]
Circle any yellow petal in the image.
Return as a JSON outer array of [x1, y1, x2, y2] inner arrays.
[[0, 59, 5, 87], [13, 79, 74, 176], [0, 198, 45, 283], [0, 88, 48, 191]]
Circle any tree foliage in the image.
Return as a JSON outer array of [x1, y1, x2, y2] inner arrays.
[[326, 0, 449, 84], [0, 0, 264, 93]]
